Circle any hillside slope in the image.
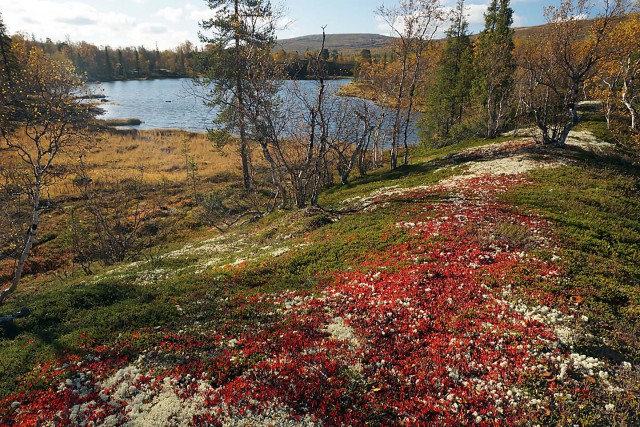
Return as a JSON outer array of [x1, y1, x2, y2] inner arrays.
[[1, 128, 639, 426], [274, 16, 622, 54], [275, 33, 396, 52]]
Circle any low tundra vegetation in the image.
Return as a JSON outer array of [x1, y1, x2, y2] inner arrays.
[[0, 134, 638, 426]]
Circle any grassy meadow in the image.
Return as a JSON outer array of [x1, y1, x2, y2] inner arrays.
[[54, 129, 239, 196]]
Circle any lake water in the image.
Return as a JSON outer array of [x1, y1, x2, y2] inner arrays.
[[92, 78, 353, 133]]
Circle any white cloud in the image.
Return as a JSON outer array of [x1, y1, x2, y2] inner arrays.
[[277, 18, 303, 39], [186, 3, 214, 22], [139, 23, 168, 35], [512, 13, 526, 27], [2, 0, 200, 50], [374, 10, 445, 38], [157, 6, 184, 22], [56, 16, 97, 26], [465, 3, 489, 26], [376, 15, 392, 34]]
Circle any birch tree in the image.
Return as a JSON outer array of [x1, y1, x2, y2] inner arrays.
[[596, 14, 640, 131], [198, 0, 279, 192], [517, 0, 631, 147], [376, 0, 444, 168], [0, 41, 96, 304]]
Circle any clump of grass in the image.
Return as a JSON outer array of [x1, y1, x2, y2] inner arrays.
[[206, 171, 240, 184], [477, 221, 537, 251], [77, 94, 107, 100], [98, 118, 143, 126]]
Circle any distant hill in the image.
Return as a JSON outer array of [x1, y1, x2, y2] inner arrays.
[[274, 19, 600, 54], [275, 33, 396, 53], [274, 26, 566, 54]]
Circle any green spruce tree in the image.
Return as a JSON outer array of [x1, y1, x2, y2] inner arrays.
[[103, 46, 113, 80], [198, 0, 278, 192], [117, 49, 127, 79], [420, 0, 474, 147], [0, 13, 16, 86], [134, 48, 140, 77], [473, 0, 515, 138]]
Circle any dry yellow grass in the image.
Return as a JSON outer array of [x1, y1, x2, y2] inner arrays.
[[83, 129, 239, 182], [2, 129, 241, 198]]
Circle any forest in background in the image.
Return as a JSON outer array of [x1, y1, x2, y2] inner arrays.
[[13, 35, 366, 81]]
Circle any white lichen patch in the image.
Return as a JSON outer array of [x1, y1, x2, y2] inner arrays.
[[565, 129, 614, 152], [465, 154, 562, 177], [216, 401, 322, 427], [324, 317, 360, 347], [439, 154, 564, 190], [92, 228, 294, 287], [270, 247, 291, 257], [340, 185, 400, 207], [101, 364, 144, 401], [134, 268, 171, 286], [124, 378, 209, 427], [509, 301, 577, 346], [161, 235, 236, 260]]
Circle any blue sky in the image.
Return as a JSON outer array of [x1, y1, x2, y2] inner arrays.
[[2, 0, 553, 50]]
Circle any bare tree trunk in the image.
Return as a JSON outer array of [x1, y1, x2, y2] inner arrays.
[[622, 82, 638, 131], [391, 48, 408, 170], [557, 85, 581, 148], [402, 53, 422, 166], [234, 0, 252, 192], [402, 100, 414, 165], [307, 28, 329, 208], [359, 119, 374, 176], [340, 136, 365, 185], [259, 141, 287, 208], [0, 176, 41, 304], [372, 106, 386, 168]]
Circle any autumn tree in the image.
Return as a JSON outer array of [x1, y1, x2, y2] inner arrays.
[[360, 49, 372, 65], [517, 0, 631, 147], [352, 58, 396, 167], [593, 14, 640, 131], [239, 28, 330, 209], [376, 0, 444, 168], [473, 0, 515, 139], [198, 0, 279, 192], [0, 40, 97, 304]]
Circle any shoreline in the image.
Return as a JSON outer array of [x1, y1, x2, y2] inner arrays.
[[338, 81, 427, 113]]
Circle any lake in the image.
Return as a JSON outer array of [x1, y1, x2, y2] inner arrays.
[[92, 78, 353, 133]]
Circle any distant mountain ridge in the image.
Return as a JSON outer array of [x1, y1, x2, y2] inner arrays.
[[274, 21, 597, 54], [275, 33, 396, 52]]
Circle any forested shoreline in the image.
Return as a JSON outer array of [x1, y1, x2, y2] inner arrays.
[[15, 36, 362, 82]]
